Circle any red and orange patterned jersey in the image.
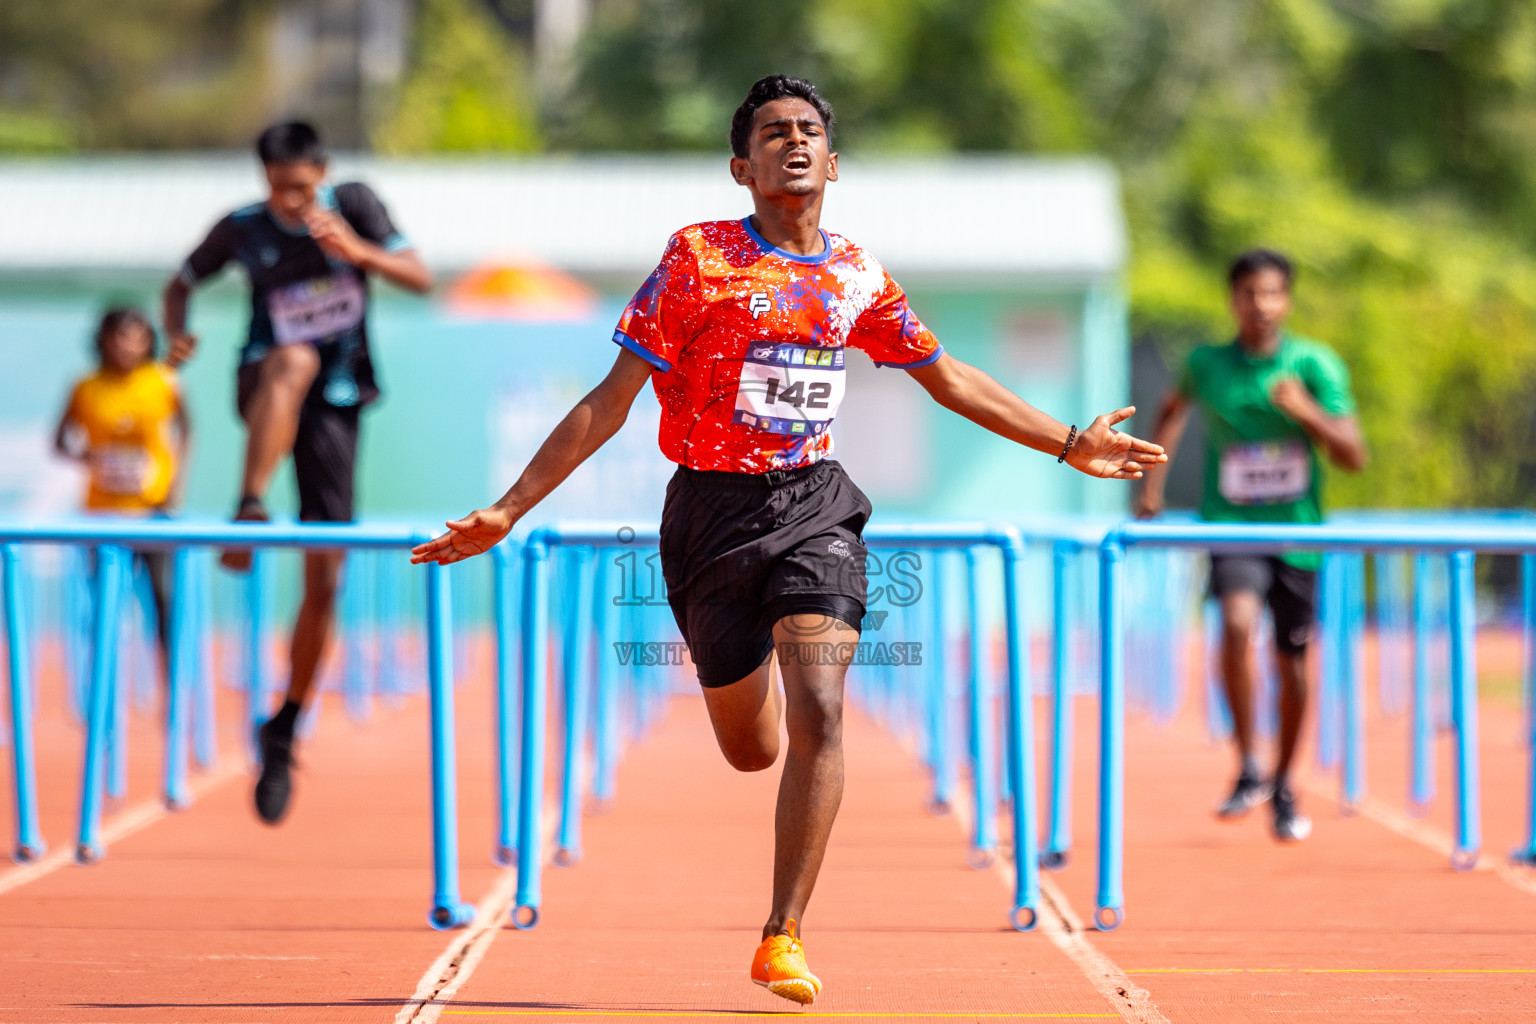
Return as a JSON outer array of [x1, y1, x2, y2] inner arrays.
[[614, 218, 943, 473]]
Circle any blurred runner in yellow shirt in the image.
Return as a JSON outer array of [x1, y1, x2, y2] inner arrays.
[[54, 307, 191, 660]]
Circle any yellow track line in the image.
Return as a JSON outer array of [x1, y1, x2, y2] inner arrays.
[[1124, 967, 1536, 974]]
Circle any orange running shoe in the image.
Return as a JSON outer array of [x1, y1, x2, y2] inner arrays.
[[750, 919, 822, 1005]]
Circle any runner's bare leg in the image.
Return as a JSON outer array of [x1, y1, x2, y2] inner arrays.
[[242, 344, 320, 500], [284, 551, 343, 707], [1273, 651, 1309, 784], [701, 655, 782, 773], [763, 613, 852, 939], [1219, 590, 1262, 768], [701, 613, 853, 940]]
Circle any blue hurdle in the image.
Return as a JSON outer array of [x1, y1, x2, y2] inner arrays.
[[0, 519, 474, 931], [500, 521, 1043, 933], [1098, 518, 1536, 931]]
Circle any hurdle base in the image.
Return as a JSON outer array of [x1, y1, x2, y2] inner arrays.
[[1094, 905, 1124, 931], [12, 841, 46, 864], [1038, 849, 1069, 871], [1508, 846, 1536, 868], [428, 901, 475, 930]]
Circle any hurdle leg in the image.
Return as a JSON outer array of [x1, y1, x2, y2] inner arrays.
[[1043, 541, 1073, 870], [424, 557, 473, 929], [1410, 554, 1434, 812], [926, 553, 953, 813], [162, 548, 195, 811], [493, 544, 518, 865], [556, 547, 596, 865], [1095, 538, 1125, 930], [513, 539, 551, 929], [107, 611, 128, 801], [77, 545, 127, 864], [3, 545, 45, 862], [1002, 535, 1038, 930], [964, 547, 997, 867], [192, 553, 218, 770], [1515, 554, 1536, 865], [246, 550, 273, 755], [1342, 554, 1367, 813], [1448, 550, 1481, 870], [592, 551, 620, 804]]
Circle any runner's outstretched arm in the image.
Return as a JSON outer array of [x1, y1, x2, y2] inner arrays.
[[905, 351, 1166, 479], [410, 349, 655, 565], [1134, 390, 1191, 518]]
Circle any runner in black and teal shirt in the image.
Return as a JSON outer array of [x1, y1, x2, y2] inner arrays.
[[1137, 248, 1367, 843], [161, 122, 432, 827]]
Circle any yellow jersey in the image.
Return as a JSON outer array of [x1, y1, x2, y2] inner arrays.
[[65, 363, 182, 512]]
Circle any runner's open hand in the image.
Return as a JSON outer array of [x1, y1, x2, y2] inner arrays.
[[410, 508, 515, 566], [304, 209, 366, 265], [1064, 407, 1168, 480]]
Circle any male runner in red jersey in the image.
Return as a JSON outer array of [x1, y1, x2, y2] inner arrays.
[[413, 75, 1164, 1005]]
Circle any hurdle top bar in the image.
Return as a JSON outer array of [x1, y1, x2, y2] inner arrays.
[[514, 521, 1032, 556], [1110, 519, 1536, 554], [0, 519, 434, 550]]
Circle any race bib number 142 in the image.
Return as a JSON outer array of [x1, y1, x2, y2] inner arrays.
[[733, 342, 846, 437]]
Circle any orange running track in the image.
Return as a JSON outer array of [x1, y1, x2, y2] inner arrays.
[[3, 641, 1536, 1023]]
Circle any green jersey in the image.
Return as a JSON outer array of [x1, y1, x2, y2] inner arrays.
[[1177, 333, 1356, 570]]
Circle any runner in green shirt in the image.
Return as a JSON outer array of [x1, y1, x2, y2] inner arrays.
[[1136, 248, 1368, 843]]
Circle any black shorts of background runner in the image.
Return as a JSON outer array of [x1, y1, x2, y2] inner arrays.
[[660, 459, 871, 687], [237, 363, 359, 523], [1209, 554, 1318, 655]]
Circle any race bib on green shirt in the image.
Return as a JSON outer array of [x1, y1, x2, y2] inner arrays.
[[1218, 440, 1311, 506], [268, 275, 365, 345]]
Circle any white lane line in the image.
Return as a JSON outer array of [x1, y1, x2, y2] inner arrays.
[[395, 806, 559, 1024], [0, 762, 244, 897], [947, 784, 1169, 1024], [1296, 775, 1536, 897]]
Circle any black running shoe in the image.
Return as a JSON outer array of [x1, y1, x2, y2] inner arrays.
[[254, 718, 295, 825], [1215, 770, 1271, 820], [221, 496, 269, 573], [1271, 785, 1312, 843]]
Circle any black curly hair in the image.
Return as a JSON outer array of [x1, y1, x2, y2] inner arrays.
[[729, 75, 835, 159]]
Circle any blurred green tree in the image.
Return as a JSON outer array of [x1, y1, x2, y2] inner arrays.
[[0, 0, 277, 150], [372, 0, 540, 153], [559, 0, 1536, 509]]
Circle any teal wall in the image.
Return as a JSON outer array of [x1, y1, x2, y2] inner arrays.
[[0, 273, 1126, 527]]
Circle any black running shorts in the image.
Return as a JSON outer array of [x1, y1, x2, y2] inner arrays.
[[237, 363, 360, 523], [1209, 554, 1318, 655], [659, 459, 871, 687]]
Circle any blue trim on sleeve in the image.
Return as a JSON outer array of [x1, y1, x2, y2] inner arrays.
[[384, 233, 412, 253], [178, 261, 201, 286], [612, 330, 672, 373], [874, 345, 944, 370], [741, 217, 832, 265]]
